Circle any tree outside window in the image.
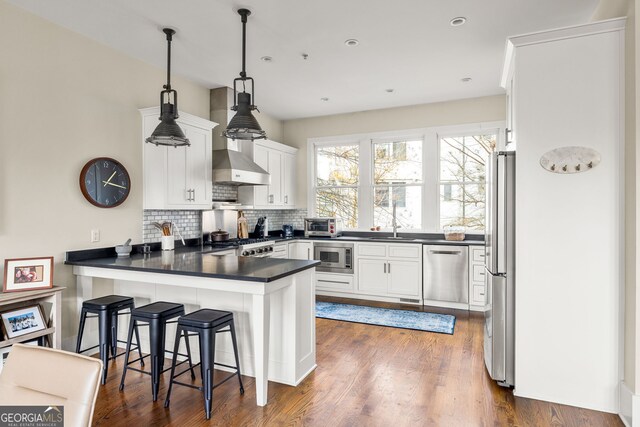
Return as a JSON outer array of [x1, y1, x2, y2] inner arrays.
[[315, 144, 359, 228], [373, 140, 422, 230], [439, 134, 496, 231]]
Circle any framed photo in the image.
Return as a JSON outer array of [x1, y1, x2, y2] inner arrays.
[[0, 305, 46, 340], [0, 338, 42, 374], [3, 257, 53, 292]]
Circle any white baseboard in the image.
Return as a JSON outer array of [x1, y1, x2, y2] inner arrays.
[[620, 381, 640, 427]]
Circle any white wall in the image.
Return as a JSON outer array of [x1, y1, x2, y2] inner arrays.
[[0, 0, 210, 344], [283, 95, 506, 206], [512, 23, 624, 413]]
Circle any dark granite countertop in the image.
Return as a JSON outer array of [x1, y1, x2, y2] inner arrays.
[[65, 246, 320, 283], [266, 233, 484, 246]]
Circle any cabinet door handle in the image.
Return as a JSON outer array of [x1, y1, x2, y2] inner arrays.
[[388, 262, 391, 273], [307, 248, 310, 259], [269, 194, 274, 204], [192, 189, 195, 201], [384, 263, 386, 273], [285, 195, 288, 204]]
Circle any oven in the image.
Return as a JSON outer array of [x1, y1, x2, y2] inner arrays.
[[304, 218, 342, 238], [313, 242, 353, 274]]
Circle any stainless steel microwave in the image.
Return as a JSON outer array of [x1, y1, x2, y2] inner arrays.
[[313, 242, 353, 274], [304, 217, 342, 238]]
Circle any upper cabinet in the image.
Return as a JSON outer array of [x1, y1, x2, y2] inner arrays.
[[238, 140, 298, 210], [141, 107, 217, 210]]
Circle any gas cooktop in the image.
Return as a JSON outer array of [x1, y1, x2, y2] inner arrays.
[[204, 238, 271, 248]]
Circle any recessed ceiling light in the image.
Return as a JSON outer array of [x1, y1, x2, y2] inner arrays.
[[461, 77, 472, 82], [450, 17, 467, 27], [385, 89, 394, 93], [320, 97, 329, 102], [260, 56, 273, 62], [344, 39, 359, 47]]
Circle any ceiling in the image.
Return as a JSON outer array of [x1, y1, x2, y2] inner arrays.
[[8, 0, 599, 120]]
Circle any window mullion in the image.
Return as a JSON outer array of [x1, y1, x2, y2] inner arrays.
[[359, 139, 373, 230]]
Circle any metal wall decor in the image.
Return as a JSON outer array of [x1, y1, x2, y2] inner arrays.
[[146, 28, 190, 147], [223, 9, 267, 141], [539, 146, 601, 174]]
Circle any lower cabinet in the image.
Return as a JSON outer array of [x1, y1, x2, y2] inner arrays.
[[288, 241, 313, 260], [355, 243, 422, 301], [316, 272, 354, 292], [357, 259, 388, 293], [272, 242, 288, 259], [388, 260, 422, 297], [468, 246, 487, 311]]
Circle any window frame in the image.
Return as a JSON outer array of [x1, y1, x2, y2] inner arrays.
[[437, 130, 500, 232], [308, 121, 505, 233]]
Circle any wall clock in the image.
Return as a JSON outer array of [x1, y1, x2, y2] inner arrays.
[[79, 157, 131, 208]]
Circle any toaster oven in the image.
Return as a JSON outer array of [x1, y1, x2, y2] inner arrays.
[[304, 217, 342, 238]]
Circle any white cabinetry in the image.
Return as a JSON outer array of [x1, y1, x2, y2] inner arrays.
[[503, 19, 624, 411], [238, 140, 298, 209], [468, 246, 486, 311], [141, 107, 216, 210], [272, 241, 288, 259], [355, 243, 422, 301], [288, 241, 313, 260]]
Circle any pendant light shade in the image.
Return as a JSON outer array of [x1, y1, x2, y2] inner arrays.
[[223, 9, 267, 141], [146, 28, 190, 147]]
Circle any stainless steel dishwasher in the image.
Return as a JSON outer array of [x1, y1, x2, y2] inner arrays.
[[423, 245, 469, 304]]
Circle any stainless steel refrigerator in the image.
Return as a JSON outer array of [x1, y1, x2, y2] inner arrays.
[[484, 150, 515, 387]]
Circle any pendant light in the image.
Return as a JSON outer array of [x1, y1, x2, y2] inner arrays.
[[223, 9, 267, 141], [146, 28, 190, 147]]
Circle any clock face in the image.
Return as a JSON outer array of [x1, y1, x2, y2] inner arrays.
[[79, 157, 131, 208]]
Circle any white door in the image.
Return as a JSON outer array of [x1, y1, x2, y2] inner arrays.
[[268, 149, 283, 206], [185, 126, 212, 208], [166, 145, 188, 207], [388, 260, 421, 297], [357, 258, 388, 294], [253, 145, 270, 207], [283, 152, 296, 208]]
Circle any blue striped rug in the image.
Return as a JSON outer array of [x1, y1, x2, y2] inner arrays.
[[316, 302, 455, 335]]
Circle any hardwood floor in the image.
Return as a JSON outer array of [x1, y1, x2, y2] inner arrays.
[[92, 296, 623, 426]]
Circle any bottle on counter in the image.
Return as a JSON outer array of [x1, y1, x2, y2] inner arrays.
[[238, 211, 249, 239]]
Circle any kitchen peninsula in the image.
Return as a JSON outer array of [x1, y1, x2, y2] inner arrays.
[[65, 246, 319, 406]]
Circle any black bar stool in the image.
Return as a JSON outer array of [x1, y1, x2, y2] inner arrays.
[[76, 295, 143, 384], [164, 309, 244, 420], [119, 301, 195, 401]]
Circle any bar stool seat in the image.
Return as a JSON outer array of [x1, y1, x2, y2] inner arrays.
[[119, 301, 195, 401], [82, 295, 135, 311], [76, 295, 143, 385], [177, 309, 233, 329], [132, 302, 185, 320], [164, 309, 243, 420]]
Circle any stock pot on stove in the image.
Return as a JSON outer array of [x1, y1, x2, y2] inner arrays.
[[210, 229, 230, 242]]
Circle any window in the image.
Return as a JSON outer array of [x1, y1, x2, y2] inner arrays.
[[309, 122, 503, 232], [373, 140, 422, 230], [314, 144, 359, 228], [439, 133, 495, 230]]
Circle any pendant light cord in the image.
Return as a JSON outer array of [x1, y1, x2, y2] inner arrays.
[[163, 28, 174, 91], [240, 10, 248, 79]]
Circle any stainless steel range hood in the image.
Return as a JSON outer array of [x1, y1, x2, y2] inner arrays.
[[212, 148, 270, 186], [211, 87, 270, 186]]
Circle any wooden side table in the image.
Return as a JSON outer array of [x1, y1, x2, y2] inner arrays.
[[0, 286, 65, 349]]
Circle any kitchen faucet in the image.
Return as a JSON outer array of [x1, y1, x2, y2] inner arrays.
[[392, 200, 401, 238]]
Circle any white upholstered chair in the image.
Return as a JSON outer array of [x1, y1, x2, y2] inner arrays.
[[0, 343, 103, 427]]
